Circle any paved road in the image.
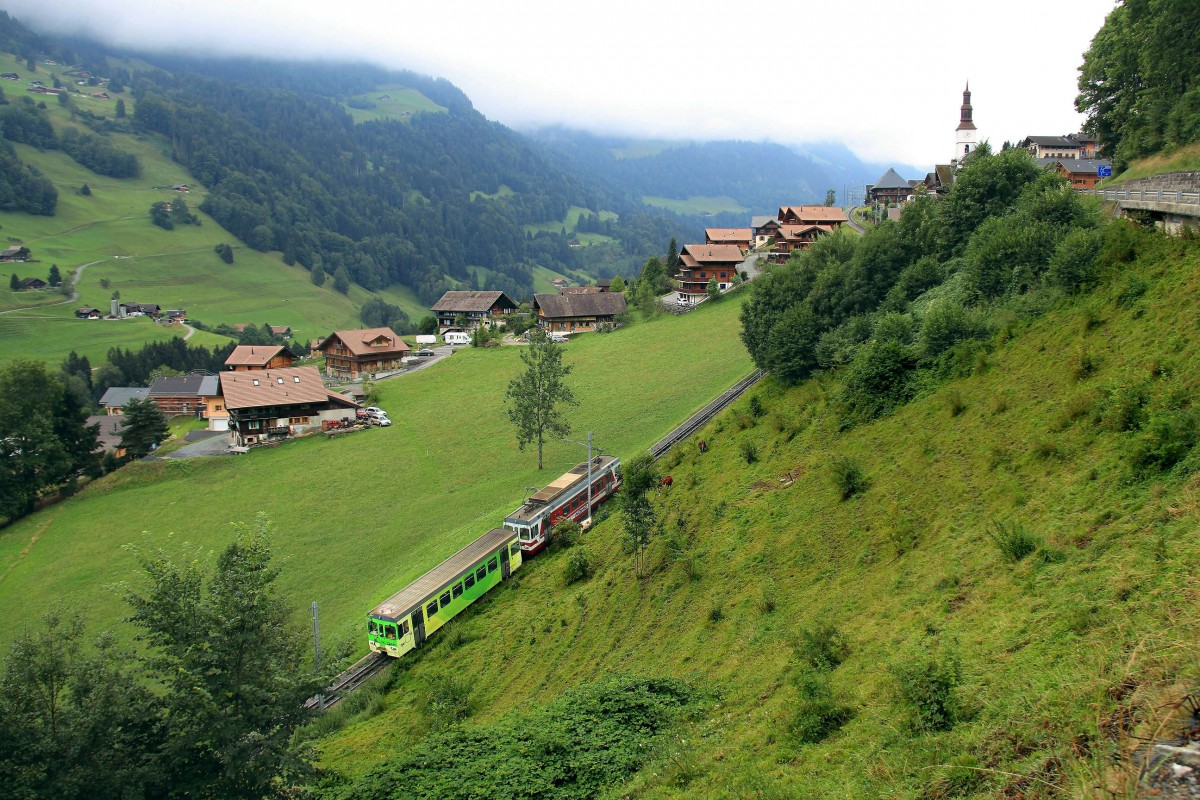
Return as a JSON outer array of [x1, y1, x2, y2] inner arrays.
[[162, 430, 231, 459]]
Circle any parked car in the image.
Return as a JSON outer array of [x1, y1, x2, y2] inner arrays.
[[550, 334, 569, 343], [415, 348, 435, 358], [365, 407, 385, 416], [369, 416, 392, 427], [444, 331, 470, 346]]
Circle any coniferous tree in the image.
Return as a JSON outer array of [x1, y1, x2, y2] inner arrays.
[[666, 238, 679, 276], [9, 272, 18, 291], [47, 264, 60, 286], [78, 182, 90, 196], [310, 264, 326, 286], [333, 265, 350, 294], [505, 328, 577, 469], [114, 98, 125, 118], [117, 397, 169, 460]]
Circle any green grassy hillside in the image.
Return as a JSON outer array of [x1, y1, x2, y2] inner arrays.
[[314, 242, 1200, 798], [0, 297, 753, 658], [0, 54, 429, 366]]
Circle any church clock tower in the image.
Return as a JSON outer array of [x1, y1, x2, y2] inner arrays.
[[954, 83, 977, 166]]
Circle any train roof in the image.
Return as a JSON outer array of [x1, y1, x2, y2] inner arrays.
[[506, 455, 620, 523], [369, 528, 514, 622]]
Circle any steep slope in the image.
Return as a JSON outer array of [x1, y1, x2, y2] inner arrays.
[[316, 238, 1200, 798]]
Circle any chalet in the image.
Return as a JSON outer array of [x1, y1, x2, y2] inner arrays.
[[120, 302, 161, 318], [0, 246, 30, 262], [75, 306, 101, 319], [87, 415, 127, 459], [560, 285, 601, 295], [772, 224, 835, 260], [225, 344, 295, 371], [704, 228, 753, 252], [99, 387, 149, 415], [867, 168, 914, 204], [676, 244, 744, 303], [430, 290, 518, 334], [751, 216, 780, 249], [91, 92, 109, 100], [550, 278, 568, 288], [777, 206, 847, 227], [318, 327, 410, 380], [1, 73, 18, 81], [19, 277, 47, 290], [170, 184, 190, 192], [268, 324, 292, 338], [1020, 135, 1082, 160], [595, 278, 613, 292], [1037, 158, 1113, 191], [533, 292, 627, 334], [147, 374, 212, 416], [923, 165, 955, 195], [219, 366, 361, 447], [198, 375, 228, 431]]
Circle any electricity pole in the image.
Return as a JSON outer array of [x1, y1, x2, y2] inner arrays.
[[311, 601, 323, 711]]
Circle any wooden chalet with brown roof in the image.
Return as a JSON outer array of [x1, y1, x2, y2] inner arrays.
[[318, 327, 409, 380], [0, 245, 30, 262], [704, 228, 752, 251], [770, 224, 836, 261], [676, 244, 744, 303], [225, 344, 295, 372], [777, 206, 847, 227], [218, 366, 360, 447], [430, 290, 518, 334], [268, 324, 292, 338], [532, 292, 627, 334]]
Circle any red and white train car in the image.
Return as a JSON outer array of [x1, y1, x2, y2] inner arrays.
[[503, 455, 621, 555]]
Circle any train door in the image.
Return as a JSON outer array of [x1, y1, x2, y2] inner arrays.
[[500, 546, 511, 579], [412, 608, 426, 647]]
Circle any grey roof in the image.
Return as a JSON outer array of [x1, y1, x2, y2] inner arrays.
[[99, 387, 148, 408], [430, 290, 517, 314], [1037, 158, 1112, 174], [148, 374, 208, 397], [872, 168, 910, 190], [1022, 135, 1079, 148], [533, 292, 627, 319], [87, 415, 125, 451], [750, 215, 774, 229], [197, 375, 220, 396]]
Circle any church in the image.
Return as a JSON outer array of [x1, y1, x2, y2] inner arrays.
[[953, 83, 979, 166]]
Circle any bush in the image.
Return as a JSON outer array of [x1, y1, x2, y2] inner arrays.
[[839, 341, 915, 423], [563, 550, 592, 586], [795, 623, 850, 671], [1099, 383, 1148, 432], [1047, 227, 1102, 293], [788, 666, 852, 744], [424, 673, 473, 729], [1129, 409, 1197, 475], [829, 456, 867, 500], [919, 297, 984, 361], [747, 394, 766, 418], [892, 649, 960, 732], [552, 518, 582, 549], [739, 440, 758, 464], [945, 388, 966, 417], [986, 519, 1039, 562]]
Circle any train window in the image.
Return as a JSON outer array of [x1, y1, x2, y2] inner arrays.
[[464, 574, 475, 589], [476, 566, 487, 581], [439, 591, 451, 607], [385, 625, 397, 640], [368, 620, 378, 635], [452, 583, 463, 599], [487, 557, 498, 572], [427, 600, 438, 615], [510, 543, 520, 557], [399, 621, 409, 637]]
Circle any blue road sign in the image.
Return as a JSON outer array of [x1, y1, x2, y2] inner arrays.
[[1097, 165, 1113, 177]]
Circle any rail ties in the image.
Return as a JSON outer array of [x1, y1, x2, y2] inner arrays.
[[649, 369, 765, 461], [304, 651, 392, 712]]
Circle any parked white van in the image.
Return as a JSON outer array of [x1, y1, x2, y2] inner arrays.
[[444, 331, 471, 346]]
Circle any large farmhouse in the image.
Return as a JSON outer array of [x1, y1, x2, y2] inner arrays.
[[224, 344, 295, 371], [676, 244, 744, 304], [533, 292, 627, 334], [430, 290, 518, 334], [219, 366, 360, 447], [318, 327, 409, 380]]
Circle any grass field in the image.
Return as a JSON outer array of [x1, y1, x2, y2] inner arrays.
[[0, 296, 753, 660], [341, 83, 446, 124], [313, 240, 1200, 798], [1104, 140, 1200, 184], [523, 205, 619, 238], [642, 195, 748, 215]]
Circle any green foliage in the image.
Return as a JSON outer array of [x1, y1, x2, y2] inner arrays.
[[918, 297, 984, 361], [739, 439, 758, 464], [795, 622, 850, 671], [117, 397, 170, 460], [609, 274, 626, 293], [839, 340, 915, 423], [423, 673, 473, 729], [0, 137, 56, 215], [149, 201, 173, 230], [1128, 409, 1197, 476], [563, 549, 592, 585], [891, 647, 960, 732], [417, 315, 438, 335], [937, 146, 1042, 257], [788, 665, 852, 745], [505, 329, 577, 469], [326, 676, 692, 800], [310, 264, 326, 287], [359, 296, 410, 333], [707, 276, 720, 301], [59, 128, 140, 178], [213, 242, 234, 264], [620, 453, 659, 577], [828, 455, 867, 500], [986, 519, 1040, 562], [552, 518, 582, 549], [332, 265, 350, 294], [46, 264, 60, 287], [1047, 226, 1103, 293]]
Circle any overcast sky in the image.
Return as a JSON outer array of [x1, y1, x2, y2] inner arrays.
[[7, 0, 1116, 168]]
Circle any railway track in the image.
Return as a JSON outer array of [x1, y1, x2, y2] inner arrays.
[[304, 651, 392, 712], [649, 369, 766, 461]]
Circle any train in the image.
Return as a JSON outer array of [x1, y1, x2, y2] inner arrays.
[[367, 455, 622, 658]]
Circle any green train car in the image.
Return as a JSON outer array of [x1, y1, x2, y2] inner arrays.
[[367, 528, 522, 658]]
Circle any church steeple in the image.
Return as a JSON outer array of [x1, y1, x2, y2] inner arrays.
[[954, 82, 979, 165], [957, 82, 976, 131]]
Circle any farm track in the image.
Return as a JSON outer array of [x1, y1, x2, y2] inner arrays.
[[649, 369, 766, 461], [305, 651, 393, 712]]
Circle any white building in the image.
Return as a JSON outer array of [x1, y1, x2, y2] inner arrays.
[[954, 83, 978, 165]]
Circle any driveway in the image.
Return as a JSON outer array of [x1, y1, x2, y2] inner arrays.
[[163, 430, 232, 459]]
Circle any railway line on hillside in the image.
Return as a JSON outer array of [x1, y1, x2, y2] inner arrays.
[[649, 369, 766, 461], [305, 651, 392, 711]]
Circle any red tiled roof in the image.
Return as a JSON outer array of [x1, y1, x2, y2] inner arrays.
[[225, 344, 289, 367], [778, 205, 848, 223], [318, 327, 409, 357], [705, 228, 752, 242], [680, 244, 745, 265], [219, 366, 356, 411]]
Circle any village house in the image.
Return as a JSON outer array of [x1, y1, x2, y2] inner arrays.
[[99, 387, 149, 415], [923, 165, 956, 195], [777, 206, 848, 228], [318, 327, 410, 380], [867, 168, 915, 204], [224, 344, 295, 371], [595, 278, 613, 292], [430, 290, 518, 334], [533, 292, 628, 334], [771, 224, 836, 261], [75, 306, 101, 319], [560, 285, 601, 295], [1019, 135, 1083, 160], [1037, 158, 1113, 190], [19, 277, 47, 290], [704, 228, 753, 252], [87, 416, 127, 459], [0, 246, 30, 262], [676, 244, 745, 303], [147, 373, 216, 416], [751, 216, 780, 249], [120, 302, 161, 318], [268, 324, 292, 338], [162, 309, 187, 323], [198, 375, 228, 431], [219, 366, 361, 447]]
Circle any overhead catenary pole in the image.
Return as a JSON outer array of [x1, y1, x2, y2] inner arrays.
[[311, 601, 323, 711], [562, 430, 600, 528]]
